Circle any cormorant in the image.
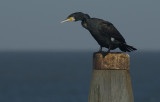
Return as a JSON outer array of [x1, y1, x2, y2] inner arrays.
[[61, 12, 137, 54]]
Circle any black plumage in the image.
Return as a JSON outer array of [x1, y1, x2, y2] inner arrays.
[[61, 12, 137, 53]]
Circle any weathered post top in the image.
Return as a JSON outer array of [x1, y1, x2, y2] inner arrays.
[[93, 52, 130, 70], [89, 52, 134, 102]]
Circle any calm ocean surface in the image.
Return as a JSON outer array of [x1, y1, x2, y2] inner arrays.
[[0, 51, 160, 102]]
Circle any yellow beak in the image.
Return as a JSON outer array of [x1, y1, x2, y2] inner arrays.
[[61, 17, 75, 23]]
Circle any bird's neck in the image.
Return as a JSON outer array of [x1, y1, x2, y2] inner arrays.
[[81, 20, 88, 29], [79, 14, 90, 29]]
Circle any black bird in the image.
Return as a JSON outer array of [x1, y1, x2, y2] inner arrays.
[[61, 12, 137, 54]]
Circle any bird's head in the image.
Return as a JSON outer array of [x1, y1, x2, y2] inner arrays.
[[61, 12, 90, 23]]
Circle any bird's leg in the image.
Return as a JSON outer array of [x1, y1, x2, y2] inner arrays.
[[106, 46, 111, 54], [98, 46, 102, 52], [102, 46, 111, 58]]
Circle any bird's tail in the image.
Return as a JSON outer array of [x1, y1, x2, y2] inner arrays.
[[119, 43, 137, 52]]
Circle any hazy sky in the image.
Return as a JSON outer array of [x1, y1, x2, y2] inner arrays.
[[0, 0, 160, 51]]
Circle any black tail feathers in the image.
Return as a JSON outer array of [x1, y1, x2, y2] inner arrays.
[[119, 43, 137, 52]]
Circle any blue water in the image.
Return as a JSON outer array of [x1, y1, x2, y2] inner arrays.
[[0, 51, 159, 102]]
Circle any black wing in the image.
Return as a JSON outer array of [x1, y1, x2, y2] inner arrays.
[[99, 20, 126, 43]]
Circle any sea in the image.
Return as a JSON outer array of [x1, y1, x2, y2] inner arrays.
[[0, 51, 160, 102]]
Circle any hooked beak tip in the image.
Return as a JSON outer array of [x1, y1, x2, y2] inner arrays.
[[60, 19, 68, 23], [60, 21, 65, 23]]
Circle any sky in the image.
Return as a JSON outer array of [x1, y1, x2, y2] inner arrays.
[[0, 0, 160, 51]]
